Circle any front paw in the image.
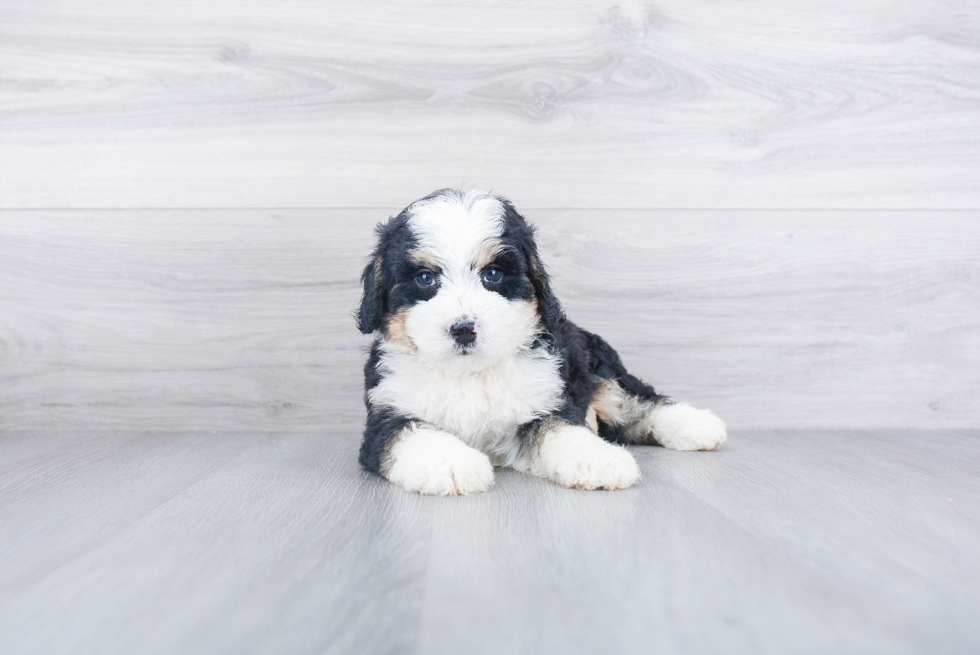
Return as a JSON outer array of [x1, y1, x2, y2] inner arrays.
[[385, 427, 494, 495], [537, 425, 639, 490], [649, 402, 727, 451]]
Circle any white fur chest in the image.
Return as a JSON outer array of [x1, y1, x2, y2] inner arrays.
[[369, 343, 564, 463]]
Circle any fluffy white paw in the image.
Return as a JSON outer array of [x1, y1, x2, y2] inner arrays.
[[649, 402, 727, 451], [385, 427, 494, 495], [536, 425, 639, 490]]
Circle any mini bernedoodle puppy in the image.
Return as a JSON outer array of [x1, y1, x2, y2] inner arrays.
[[356, 189, 727, 495]]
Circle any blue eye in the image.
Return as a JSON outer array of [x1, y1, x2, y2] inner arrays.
[[482, 266, 503, 284], [415, 270, 436, 287]]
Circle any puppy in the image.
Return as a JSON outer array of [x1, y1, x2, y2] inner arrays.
[[355, 189, 726, 495]]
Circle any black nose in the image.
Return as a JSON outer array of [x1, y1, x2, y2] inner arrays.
[[450, 320, 477, 346]]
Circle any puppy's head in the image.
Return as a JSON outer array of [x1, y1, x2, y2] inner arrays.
[[356, 189, 563, 372]]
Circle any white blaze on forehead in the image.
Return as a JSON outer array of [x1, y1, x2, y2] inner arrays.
[[406, 191, 505, 271]]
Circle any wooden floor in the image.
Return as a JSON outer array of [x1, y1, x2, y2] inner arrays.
[[1, 429, 978, 655]]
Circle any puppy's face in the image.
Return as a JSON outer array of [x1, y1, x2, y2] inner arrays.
[[357, 190, 563, 373]]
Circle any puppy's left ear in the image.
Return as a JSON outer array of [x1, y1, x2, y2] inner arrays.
[[501, 200, 565, 331], [527, 245, 565, 330]]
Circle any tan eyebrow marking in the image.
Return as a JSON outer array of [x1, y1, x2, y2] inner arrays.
[[407, 248, 439, 270], [474, 238, 508, 269]]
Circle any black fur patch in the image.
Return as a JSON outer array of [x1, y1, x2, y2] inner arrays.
[[582, 329, 662, 403], [478, 245, 536, 302], [359, 408, 414, 474], [359, 340, 414, 473], [514, 322, 670, 446]]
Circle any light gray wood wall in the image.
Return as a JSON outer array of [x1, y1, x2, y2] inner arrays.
[[2, 210, 978, 430], [1, 0, 978, 209], [0, 1, 978, 430]]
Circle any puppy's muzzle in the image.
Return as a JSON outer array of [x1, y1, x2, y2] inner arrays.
[[450, 319, 477, 346]]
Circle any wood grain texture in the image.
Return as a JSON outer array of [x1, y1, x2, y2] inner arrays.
[[2, 209, 978, 431], [1, 0, 978, 209], [1, 429, 978, 654], [0, 431, 433, 655]]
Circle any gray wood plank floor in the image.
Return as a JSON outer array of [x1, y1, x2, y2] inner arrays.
[[1, 429, 978, 655], [3, 209, 978, 431], [1, 1, 978, 209]]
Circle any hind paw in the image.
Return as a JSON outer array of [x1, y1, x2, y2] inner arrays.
[[649, 403, 727, 451]]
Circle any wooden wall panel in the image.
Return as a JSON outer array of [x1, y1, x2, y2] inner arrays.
[[2, 209, 977, 430], [1, 0, 978, 209]]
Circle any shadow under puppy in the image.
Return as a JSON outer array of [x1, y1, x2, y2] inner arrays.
[[356, 189, 726, 495]]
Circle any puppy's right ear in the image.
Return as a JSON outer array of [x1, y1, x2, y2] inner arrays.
[[356, 224, 388, 334], [355, 254, 384, 334]]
